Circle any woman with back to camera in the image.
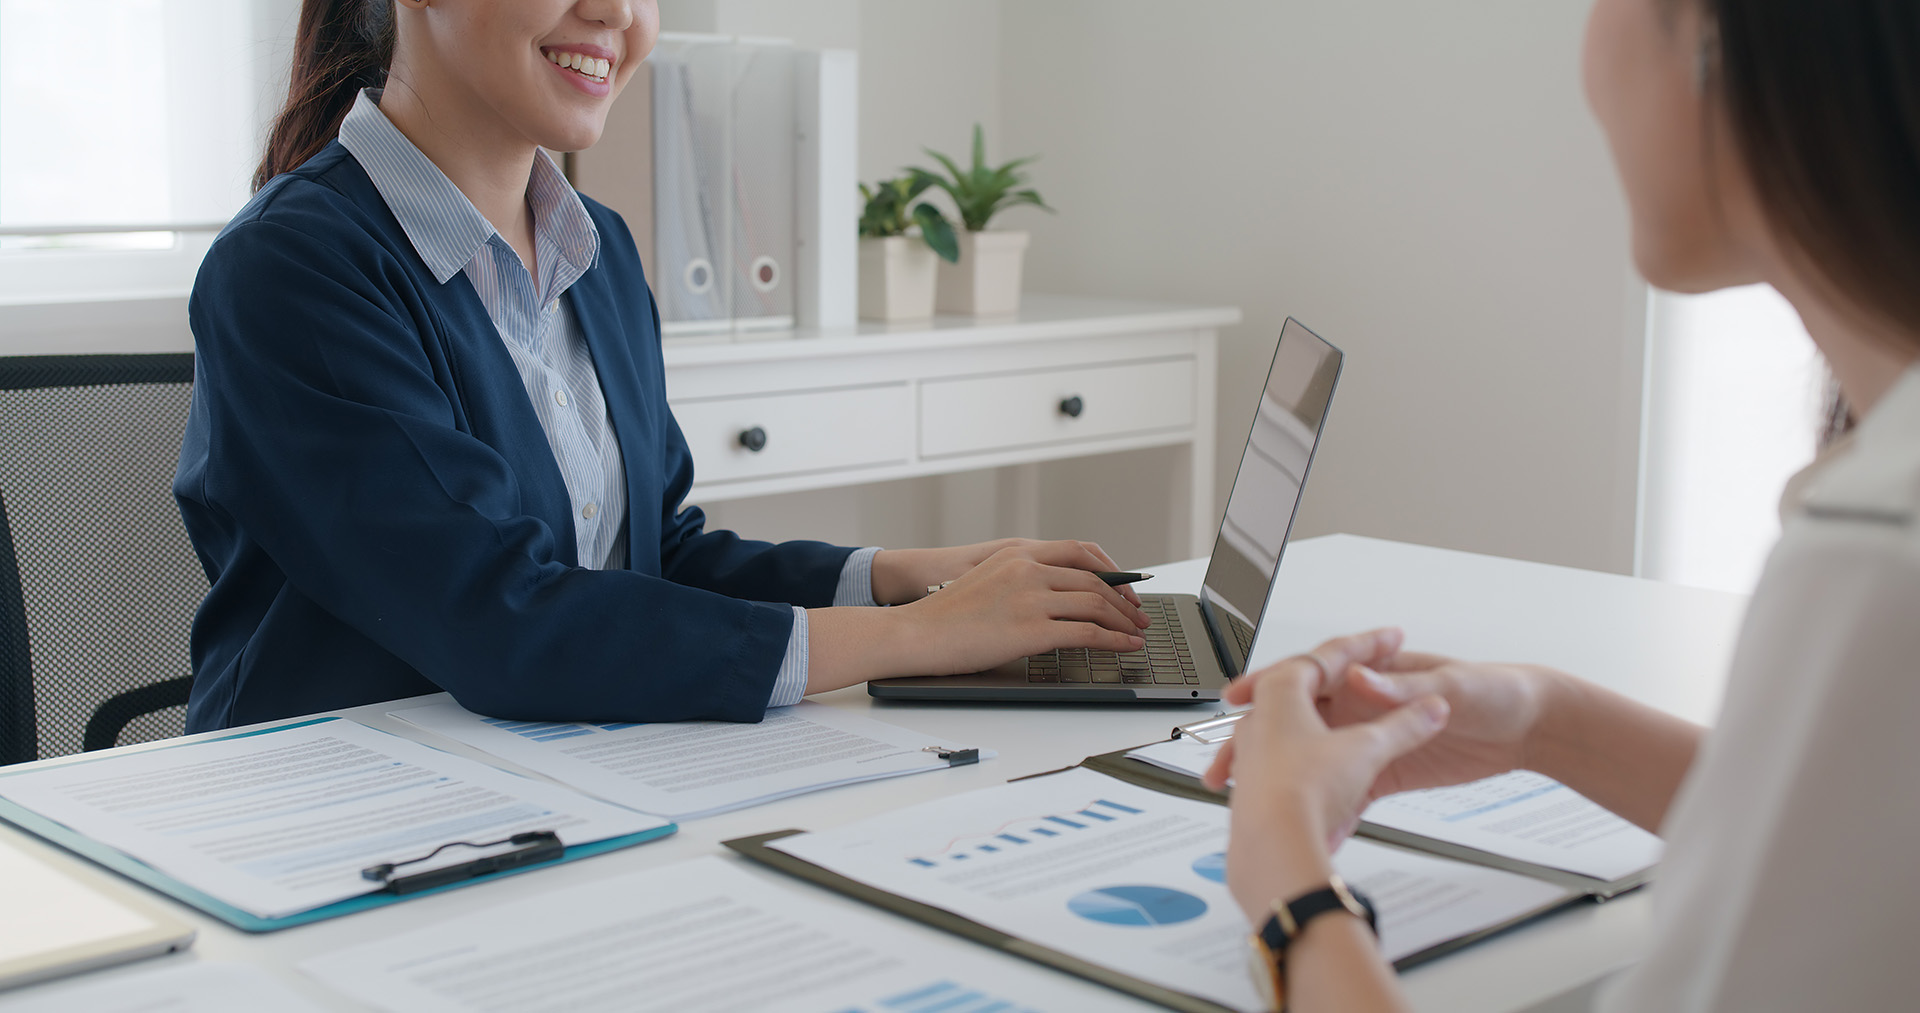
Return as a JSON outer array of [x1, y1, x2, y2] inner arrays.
[[1210, 0, 1920, 1009], [174, 0, 1150, 732]]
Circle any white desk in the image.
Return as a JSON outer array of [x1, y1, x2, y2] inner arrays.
[[0, 535, 1748, 1012]]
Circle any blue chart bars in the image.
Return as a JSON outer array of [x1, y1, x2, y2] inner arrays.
[[906, 798, 1145, 868], [837, 979, 1043, 1013], [479, 718, 643, 744]]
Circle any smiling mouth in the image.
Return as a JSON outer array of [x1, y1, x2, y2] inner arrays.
[[545, 49, 611, 84]]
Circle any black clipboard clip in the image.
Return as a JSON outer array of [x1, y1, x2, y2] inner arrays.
[[923, 745, 980, 766], [360, 830, 564, 895]]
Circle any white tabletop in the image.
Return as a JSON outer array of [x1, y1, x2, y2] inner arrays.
[[0, 534, 1749, 1012]]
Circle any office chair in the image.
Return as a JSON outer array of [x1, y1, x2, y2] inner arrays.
[[0, 354, 204, 766]]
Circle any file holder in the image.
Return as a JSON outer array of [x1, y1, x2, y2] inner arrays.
[[0, 718, 677, 932]]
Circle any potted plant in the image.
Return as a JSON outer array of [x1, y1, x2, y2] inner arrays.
[[857, 175, 959, 322], [912, 124, 1054, 316]]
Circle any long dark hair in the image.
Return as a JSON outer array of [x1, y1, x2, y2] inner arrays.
[[253, 0, 394, 191], [1706, 0, 1920, 342]]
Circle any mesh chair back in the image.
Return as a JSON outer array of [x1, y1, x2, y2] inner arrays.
[[0, 354, 203, 764]]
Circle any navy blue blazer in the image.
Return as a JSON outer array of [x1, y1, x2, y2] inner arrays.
[[175, 141, 853, 732]]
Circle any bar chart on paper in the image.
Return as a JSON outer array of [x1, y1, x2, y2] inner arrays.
[[836, 979, 1044, 1013], [905, 797, 1146, 868], [479, 717, 642, 743]]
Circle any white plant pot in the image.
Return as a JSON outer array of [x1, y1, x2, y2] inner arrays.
[[937, 229, 1030, 316], [858, 236, 939, 322]]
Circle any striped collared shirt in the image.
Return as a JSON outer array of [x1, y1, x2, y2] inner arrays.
[[336, 89, 875, 705]]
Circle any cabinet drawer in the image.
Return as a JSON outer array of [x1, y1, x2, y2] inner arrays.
[[919, 358, 1196, 458], [674, 384, 912, 483]]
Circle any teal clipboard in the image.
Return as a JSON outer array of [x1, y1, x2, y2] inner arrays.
[[0, 717, 678, 932]]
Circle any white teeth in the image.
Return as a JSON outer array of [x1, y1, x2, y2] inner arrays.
[[547, 50, 609, 81]]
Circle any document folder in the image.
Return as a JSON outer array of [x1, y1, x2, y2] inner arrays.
[[725, 829, 1229, 1013], [0, 719, 677, 933]]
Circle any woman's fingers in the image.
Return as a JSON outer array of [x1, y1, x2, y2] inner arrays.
[[1046, 567, 1149, 629], [1055, 619, 1147, 653], [1346, 696, 1450, 770], [1047, 589, 1149, 638], [1202, 738, 1236, 791]]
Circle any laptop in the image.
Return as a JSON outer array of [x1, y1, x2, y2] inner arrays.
[[871, 317, 1344, 703]]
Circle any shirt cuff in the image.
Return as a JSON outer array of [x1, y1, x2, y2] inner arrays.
[[768, 606, 811, 708], [833, 546, 883, 607]]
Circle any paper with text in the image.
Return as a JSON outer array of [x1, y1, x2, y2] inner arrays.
[[391, 700, 987, 819], [1128, 738, 1662, 882], [771, 769, 1572, 1012], [0, 720, 668, 919], [301, 855, 1157, 1013]]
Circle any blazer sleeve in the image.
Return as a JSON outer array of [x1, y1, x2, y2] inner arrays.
[[188, 217, 790, 723]]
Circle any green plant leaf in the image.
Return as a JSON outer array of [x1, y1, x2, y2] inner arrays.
[[913, 203, 960, 263], [971, 123, 987, 173], [1003, 189, 1054, 214]]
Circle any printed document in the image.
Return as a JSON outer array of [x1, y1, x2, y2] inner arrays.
[[1128, 739, 1661, 882], [301, 855, 1159, 1013], [0, 720, 667, 919], [770, 768, 1572, 1012], [0, 962, 327, 1013], [391, 700, 987, 819]]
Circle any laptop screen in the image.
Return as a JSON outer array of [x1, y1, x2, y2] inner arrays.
[[1198, 318, 1343, 675]]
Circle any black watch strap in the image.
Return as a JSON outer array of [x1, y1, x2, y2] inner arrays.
[[1259, 876, 1378, 952]]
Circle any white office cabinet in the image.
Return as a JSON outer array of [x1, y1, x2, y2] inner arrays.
[[918, 358, 1197, 459], [666, 296, 1237, 558], [670, 384, 911, 484]]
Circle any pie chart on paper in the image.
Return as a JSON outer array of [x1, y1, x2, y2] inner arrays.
[[1067, 885, 1208, 927]]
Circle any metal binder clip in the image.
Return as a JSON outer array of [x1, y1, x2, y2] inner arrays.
[[360, 830, 564, 895], [1173, 711, 1245, 744], [923, 746, 980, 766]]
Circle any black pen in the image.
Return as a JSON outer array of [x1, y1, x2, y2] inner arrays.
[[1096, 571, 1153, 586]]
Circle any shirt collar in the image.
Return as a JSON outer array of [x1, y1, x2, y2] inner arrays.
[[337, 88, 599, 287]]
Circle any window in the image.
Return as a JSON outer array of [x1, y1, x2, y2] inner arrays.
[[0, 0, 287, 301], [1639, 285, 1823, 594]]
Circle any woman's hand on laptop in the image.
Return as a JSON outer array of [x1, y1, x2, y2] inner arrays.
[[893, 543, 1151, 675], [871, 538, 1144, 607]]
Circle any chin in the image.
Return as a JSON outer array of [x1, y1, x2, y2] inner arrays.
[[1632, 233, 1756, 295]]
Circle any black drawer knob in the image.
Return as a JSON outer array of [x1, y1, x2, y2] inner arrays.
[[1059, 396, 1085, 418], [738, 426, 768, 452]]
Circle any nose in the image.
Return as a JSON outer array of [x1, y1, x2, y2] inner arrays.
[[575, 0, 634, 32]]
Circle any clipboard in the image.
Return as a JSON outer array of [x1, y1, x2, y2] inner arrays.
[[725, 829, 1233, 1013], [0, 718, 678, 933], [1077, 743, 1651, 900]]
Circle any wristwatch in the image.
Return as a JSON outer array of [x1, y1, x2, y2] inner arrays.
[[1246, 875, 1378, 1011]]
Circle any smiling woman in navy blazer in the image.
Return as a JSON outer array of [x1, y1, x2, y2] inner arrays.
[[176, 0, 1150, 732]]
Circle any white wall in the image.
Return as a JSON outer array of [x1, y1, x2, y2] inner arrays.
[[999, 0, 1647, 574], [6, 0, 1649, 575]]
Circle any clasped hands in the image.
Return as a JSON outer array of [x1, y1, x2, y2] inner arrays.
[[1201, 628, 1562, 923]]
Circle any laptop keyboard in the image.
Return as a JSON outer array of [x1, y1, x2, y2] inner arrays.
[[1027, 597, 1200, 686]]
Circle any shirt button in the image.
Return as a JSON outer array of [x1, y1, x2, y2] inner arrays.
[[581, 502, 598, 520], [554, 389, 569, 407], [548, 299, 559, 313]]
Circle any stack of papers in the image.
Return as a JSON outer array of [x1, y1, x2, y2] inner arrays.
[[392, 700, 989, 819], [301, 856, 1158, 1012]]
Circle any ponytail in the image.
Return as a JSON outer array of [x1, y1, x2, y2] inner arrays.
[[253, 0, 394, 191]]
